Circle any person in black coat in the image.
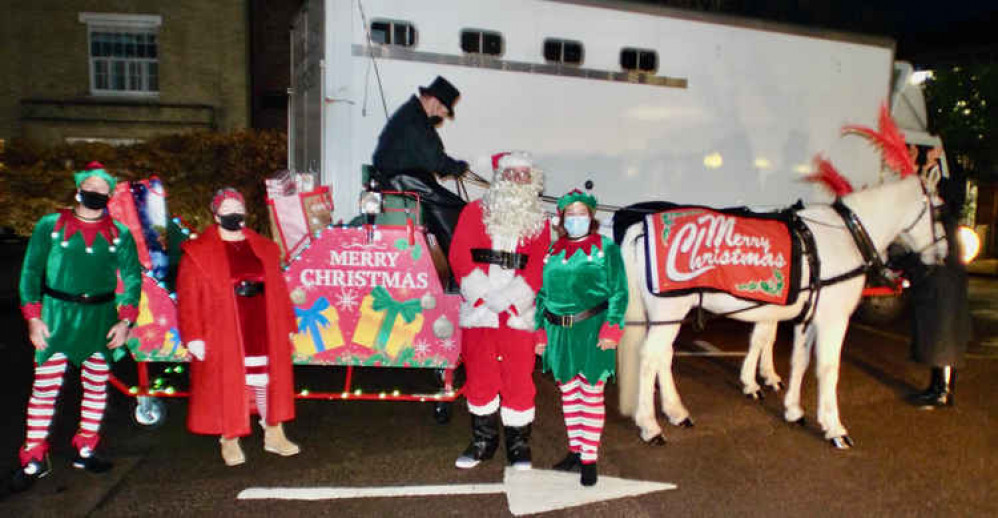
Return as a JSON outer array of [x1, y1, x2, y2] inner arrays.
[[897, 146, 972, 409], [372, 76, 469, 257]]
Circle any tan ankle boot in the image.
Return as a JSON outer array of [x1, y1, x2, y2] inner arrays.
[[263, 423, 300, 456], [219, 436, 245, 466]]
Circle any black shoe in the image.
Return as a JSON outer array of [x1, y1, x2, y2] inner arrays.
[[504, 424, 532, 470], [552, 451, 582, 472], [580, 462, 598, 486], [455, 412, 500, 469], [72, 453, 113, 474], [9, 458, 51, 493], [909, 367, 955, 409]]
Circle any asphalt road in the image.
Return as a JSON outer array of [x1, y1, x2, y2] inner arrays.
[[0, 280, 995, 517]]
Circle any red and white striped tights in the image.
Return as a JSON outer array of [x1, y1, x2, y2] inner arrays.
[[558, 374, 606, 464], [20, 352, 108, 464]]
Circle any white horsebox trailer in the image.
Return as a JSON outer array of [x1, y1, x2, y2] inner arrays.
[[289, 0, 903, 220]]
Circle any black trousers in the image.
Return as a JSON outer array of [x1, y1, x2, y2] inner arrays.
[[910, 264, 971, 368], [381, 170, 466, 258]]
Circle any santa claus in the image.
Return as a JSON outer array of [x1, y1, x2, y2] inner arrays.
[[448, 151, 551, 470]]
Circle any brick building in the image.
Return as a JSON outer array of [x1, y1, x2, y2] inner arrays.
[[0, 0, 251, 144]]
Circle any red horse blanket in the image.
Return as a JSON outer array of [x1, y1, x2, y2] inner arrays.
[[644, 206, 801, 305]]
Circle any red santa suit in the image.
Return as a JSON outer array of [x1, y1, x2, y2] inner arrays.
[[177, 225, 297, 437], [448, 175, 550, 426]]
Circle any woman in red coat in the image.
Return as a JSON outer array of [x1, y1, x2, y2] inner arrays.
[[177, 188, 300, 466]]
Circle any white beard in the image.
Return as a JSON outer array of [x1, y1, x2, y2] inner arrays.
[[482, 179, 545, 243]]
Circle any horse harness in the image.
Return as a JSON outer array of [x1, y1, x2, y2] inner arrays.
[[629, 195, 931, 329]]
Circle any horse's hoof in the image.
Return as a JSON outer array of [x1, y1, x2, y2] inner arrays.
[[745, 389, 764, 401], [767, 381, 784, 392], [678, 417, 695, 428], [643, 434, 667, 446], [829, 435, 854, 449]]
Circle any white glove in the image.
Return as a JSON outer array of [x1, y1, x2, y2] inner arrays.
[[484, 289, 512, 314], [187, 340, 206, 361]]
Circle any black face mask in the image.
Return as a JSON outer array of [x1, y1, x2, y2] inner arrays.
[[79, 190, 110, 210], [218, 213, 245, 231], [428, 116, 443, 126]]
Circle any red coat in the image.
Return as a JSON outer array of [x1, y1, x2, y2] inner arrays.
[[448, 200, 550, 330], [177, 226, 297, 437]]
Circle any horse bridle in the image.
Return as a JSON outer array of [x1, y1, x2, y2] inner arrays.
[[897, 179, 947, 263]]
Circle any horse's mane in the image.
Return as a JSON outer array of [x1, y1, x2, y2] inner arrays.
[[805, 155, 854, 196], [842, 103, 916, 177]]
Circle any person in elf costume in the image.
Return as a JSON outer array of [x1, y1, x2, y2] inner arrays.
[[176, 188, 300, 466], [535, 188, 628, 486], [12, 162, 142, 492], [448, 151, 551, 470]]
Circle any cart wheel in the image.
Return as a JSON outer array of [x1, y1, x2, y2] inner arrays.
[[433, 401, 452, 424], [134, 396, 167, 428]]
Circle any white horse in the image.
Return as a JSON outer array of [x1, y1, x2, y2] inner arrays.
[[616, 174, 947, 448]]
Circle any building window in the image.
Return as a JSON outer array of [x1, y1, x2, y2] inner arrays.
[[543, 38, 584, 65], [620, 48, 658, 73], [461, 30, 503, 56], [79, 13, 162, 96], [371, 20, 417, 47]]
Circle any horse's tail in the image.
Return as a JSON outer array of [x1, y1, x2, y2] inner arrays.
[[617, 223, 647, 417]]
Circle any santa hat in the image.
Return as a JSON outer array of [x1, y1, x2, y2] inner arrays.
[[73, 161, 117, 191], [491, 151, 533, 173]]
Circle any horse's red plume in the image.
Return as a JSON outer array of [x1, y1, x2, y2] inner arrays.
[[805, 155, 854, 196], [841, 103, 916, 177]]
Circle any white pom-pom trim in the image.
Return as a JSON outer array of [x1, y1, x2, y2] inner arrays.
[[598, 250, 605, 258], [50, 232, 59, 239], [86, 247, 94, 254], [113, 237, 121, 245], [108, 246, 117, 252], [60, 241, 69, 248]]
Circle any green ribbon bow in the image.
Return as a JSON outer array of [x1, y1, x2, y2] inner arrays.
[[370, 286, 422, 351]]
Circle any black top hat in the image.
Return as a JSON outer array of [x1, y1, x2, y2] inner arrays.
[[418, 76, 460, 117]]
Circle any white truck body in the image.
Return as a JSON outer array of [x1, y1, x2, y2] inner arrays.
[[291, 0, 899, 220]]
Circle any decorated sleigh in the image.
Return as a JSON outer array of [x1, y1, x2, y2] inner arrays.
[[108, 174, 463, 427]]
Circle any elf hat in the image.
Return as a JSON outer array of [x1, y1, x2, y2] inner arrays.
[[73, 161, 117, 191], [557, 185, 598, 211]]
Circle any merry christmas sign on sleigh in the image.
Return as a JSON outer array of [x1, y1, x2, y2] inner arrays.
[[283, 225, 462, 368], [644, 205, 803, 305]]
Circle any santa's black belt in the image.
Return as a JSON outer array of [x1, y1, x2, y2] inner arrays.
[[471, 249, 529, 270], [234, 280, 265, 297], [544, 301, 609, 328], [43, 285, 115, 304]]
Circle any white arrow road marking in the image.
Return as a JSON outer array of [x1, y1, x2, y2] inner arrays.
[[238, 467, 676, 516]]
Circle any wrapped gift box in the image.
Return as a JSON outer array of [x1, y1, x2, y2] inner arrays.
[[351, 287, 424, 359], [292, 297, 344, 357]]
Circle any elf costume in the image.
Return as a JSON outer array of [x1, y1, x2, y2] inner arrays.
[[15, 163, 142, 487], [536, 188, 628, 486]]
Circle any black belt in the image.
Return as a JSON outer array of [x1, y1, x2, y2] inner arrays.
[[544, 301, 609, 328], [471, 249, 529, 270], [234, 280, 265, 297], [43, 285, 115, 304]]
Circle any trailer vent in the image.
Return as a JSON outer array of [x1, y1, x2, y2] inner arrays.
[[461, 30, 503, 56], [620, 48, 657, 73], [543, 38, 584, 65], [371, 20, 417, 47]]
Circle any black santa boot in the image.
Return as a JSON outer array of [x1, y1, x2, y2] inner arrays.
[[504, 424, 533, 471], [910, 366, 955, 409], [455, 412, 500, 469]]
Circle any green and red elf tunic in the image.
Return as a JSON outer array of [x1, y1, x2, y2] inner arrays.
[[19, 208, 142, 365], [535, 232, 628, 384]]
